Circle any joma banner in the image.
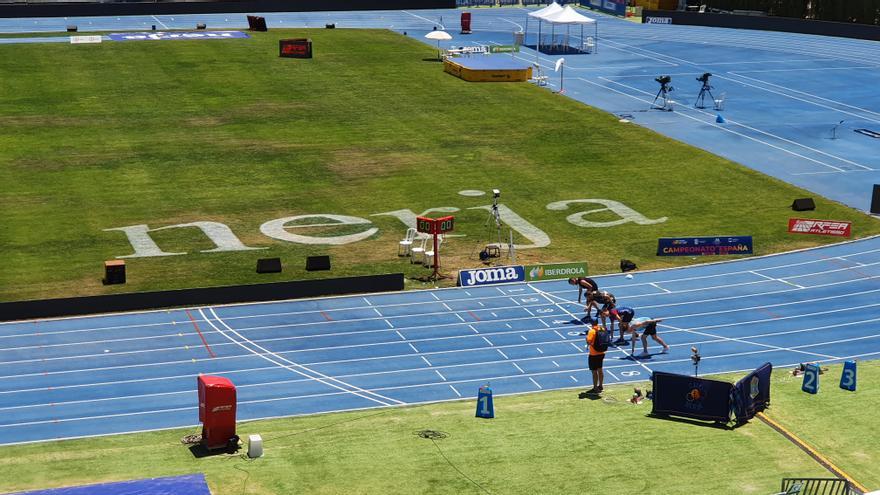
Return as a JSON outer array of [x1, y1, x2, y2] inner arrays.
[[788, 218, 851, 237], [657, 236, 753, 256]]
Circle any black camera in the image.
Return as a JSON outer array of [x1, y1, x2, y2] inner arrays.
[[655, 75, 671, 85], [697, 72, 712, 83], [690, 346, 701, 365]]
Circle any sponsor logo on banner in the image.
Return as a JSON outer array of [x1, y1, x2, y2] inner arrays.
[[788, 218, 851, 237], [525, 262, 588, 281], [70, 36, 102, 44], [645, 17, 673, 24], [657, 236, 753, 256], [108, 31, 250, 42], [459, 265, 525, 287]]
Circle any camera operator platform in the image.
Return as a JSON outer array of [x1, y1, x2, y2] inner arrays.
[[694, 72, 717, 109], [651, 75, 674, 111]]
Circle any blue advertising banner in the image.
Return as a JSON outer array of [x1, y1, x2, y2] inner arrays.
[[580, 0, 626, 16], [108, 31, 250, 42], [657, 236, 753, 256], [732, 362, 772, 423], [652, 371, 733, 423], [458, 265, 525, 287]]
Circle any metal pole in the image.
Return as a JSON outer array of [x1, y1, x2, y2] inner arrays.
[[432, 233, 440, 279]]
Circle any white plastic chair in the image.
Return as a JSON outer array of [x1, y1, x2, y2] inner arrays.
[[410, 236, 428, 264], [424, 235, 444, 267], [398, 228, 417, 256]]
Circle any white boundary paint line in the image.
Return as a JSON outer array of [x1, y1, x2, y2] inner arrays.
[[528, 377, 542, 389], [395, 330, 406, 341], [435, 370, 446, 381], [662, 322, 839, 361], [401, 10, 443, 30], [449, 385, 461, 397], [750, 270, 805, 289], [151, 15, 169, 29], [649, 282, 671, 293], [421, 355, 432, 367], [727, 71, 880, 118], [593, 76, 867, 172], [203, 308, 402, 406]]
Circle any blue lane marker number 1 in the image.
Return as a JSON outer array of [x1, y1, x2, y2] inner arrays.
[[476, 385, 494, 418]]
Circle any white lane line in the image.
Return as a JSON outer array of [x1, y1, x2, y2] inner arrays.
[[531, 283, 653, 374], [395, 331, 407, 341], [536, 348, 544, 354], [454, 313, 466, 322], [497, 349, 509, 360], [364, 297, 373, 306], [482, 336, 494, 346], [522, 335, 528, 341], [408, 343, 419, 353], [570, 342, 583, 353], [552, 360, 560, 368], [202, 308, 400, 406], [663, 322, 840, 360], [650, 282, 672, 293], [506, 323, 512, 328], [570, 375, 578, 382], [583, 76, 848, 172], [151, 15, 169, 29], [402, 10, 444, 30], [468, 324, 480, 334], [478, 301, 485, 307], [435, 370, 447, 381], [750, 270, 805, 289], [449, 385, 461, 397], [512, 362, 525, 373], [421, 355, 432, 367], [372, 308, 383, 317], [529, 377, 542, 389]]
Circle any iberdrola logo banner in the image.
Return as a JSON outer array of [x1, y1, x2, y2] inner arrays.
[[525, 262, 588, 281]]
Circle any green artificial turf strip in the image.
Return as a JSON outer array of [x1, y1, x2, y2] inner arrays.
[[2, 28, 879, 301], [5, 363, 879, 494]]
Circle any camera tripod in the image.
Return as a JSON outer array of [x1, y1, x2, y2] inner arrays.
[[652, 83, 673, 111], [694, 80, 716, 109], [485, 198, 504, 253]]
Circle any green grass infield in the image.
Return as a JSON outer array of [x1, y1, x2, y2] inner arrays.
[[0, 361, 876, 494], [2, 29, 879, 302]]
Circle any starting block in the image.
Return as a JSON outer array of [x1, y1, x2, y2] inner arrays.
[[839, 360, 857, 391], [476, 384, 494, 418], [801, 363, 819, 394]]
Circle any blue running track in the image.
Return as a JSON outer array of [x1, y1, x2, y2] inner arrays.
[[2, 237, 880, 445]]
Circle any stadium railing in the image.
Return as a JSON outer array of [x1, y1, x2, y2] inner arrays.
[[778, 478, 854, 495]]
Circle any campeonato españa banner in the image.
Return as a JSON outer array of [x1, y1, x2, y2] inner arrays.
[[525, 262, 589, 281]]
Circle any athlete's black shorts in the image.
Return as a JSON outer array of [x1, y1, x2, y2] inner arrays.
[[641, 321, 658, 336], [588, 353, 605, 370]]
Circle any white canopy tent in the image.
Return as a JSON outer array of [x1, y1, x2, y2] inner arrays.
[[527, 4, 598, 56], [524, 2, 562, 55]]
